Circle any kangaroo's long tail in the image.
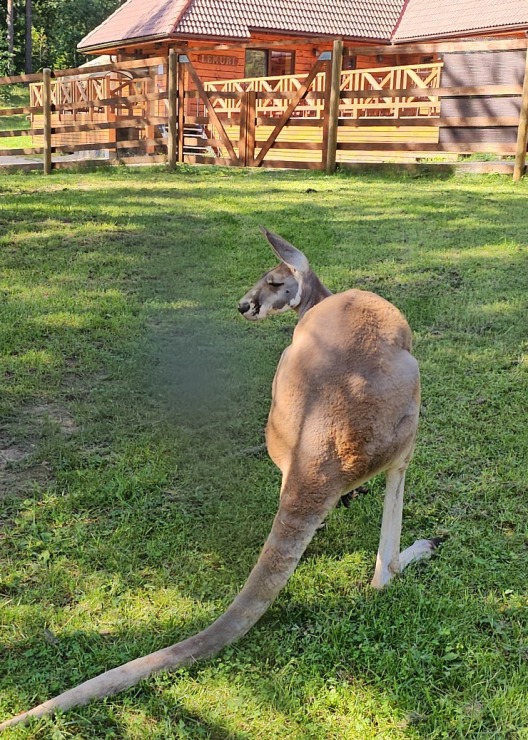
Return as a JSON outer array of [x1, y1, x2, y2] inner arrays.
[[0, 500, 328, 731]]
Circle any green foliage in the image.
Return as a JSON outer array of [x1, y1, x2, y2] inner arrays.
[[0, 167, 527, 737], [0, 0, 124, 73], [0, 30, 14, 98]]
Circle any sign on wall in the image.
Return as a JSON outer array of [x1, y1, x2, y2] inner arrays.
[[197, 53, 238, 67]]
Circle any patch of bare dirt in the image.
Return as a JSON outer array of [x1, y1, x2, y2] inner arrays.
[[0, 402, 78, 504], [23, 403, 79, 435]]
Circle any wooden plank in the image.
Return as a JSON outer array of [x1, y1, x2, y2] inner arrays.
[[349, 38, 528, 55], [49, 92, 166, 114], [0, 106, 31, 116], [254, 159, 324, 170], [338, 116, 521, 128], [325, 39, 343, 174], [255, 141, 323, 150], [43, 69, 52, 175], [115, 155, 167, 165], [514, 49, 528, 181], [52, 56, 167, 79], [33, 118, 146, 134], [52, 141, 116, 152], [187, 37, 528, 55], [257, 91, 324, 100], [185, 154, 236, 166], [340, 85, 523, 100], [167, 50, 177, 167], [0, 146, 43, 156], [0, 129, 32, 138], [338, 118, 439, 128], [321, 59, 332, 171], [0, 71, 42, 85], [256, 116, 324, 127], [177, 60, 185, 163], [238, 91, 248, 164], [337, 141, 516, 152], [185, 60, 239, 163], [246, 91, 256, 165], [254, 58, 326, 167], [114, 139, 159, 150]]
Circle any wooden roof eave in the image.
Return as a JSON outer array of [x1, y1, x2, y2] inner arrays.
[[78, 34, 179, 54], [78, 29, 389, 56], [393, 23, 528, 45], [245, 27, 390, 45]]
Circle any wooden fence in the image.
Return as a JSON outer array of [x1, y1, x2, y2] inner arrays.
[[0, 38, 527, 179], [0, 56, 168, 173]]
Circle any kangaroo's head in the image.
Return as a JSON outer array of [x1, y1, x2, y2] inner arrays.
[[238, 227, 311, 321]]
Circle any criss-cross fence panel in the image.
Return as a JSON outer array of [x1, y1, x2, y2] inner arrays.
[[0, 57, 168, 172]]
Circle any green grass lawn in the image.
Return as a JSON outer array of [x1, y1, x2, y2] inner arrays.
[[0, 85, 33, 149], [0, 166, 527, 738]]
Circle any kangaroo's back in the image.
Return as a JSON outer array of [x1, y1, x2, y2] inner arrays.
[[266, 289, 420, 489]]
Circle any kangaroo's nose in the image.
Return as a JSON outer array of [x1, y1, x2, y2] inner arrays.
[[238, 301, 250, 315]]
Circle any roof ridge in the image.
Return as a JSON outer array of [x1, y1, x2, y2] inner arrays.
[[390, 0, 412, 41], [167, 0, 196, 35]]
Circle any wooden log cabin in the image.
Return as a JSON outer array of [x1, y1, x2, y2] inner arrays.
[[32, 0, 528, 159]]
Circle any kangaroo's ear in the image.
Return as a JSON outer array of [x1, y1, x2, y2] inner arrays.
[[259, 226, 310, 276]]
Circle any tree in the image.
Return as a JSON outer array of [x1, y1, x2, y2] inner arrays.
[[25, 0, 31, 72], [7, 0, 14, 61], [0, 0, 124, 74]]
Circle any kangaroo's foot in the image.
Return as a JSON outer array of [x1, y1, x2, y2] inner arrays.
[[371, 536, 445, 589]]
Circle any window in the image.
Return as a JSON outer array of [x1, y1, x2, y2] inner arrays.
[[244, 49, 295, 78], [245, 49, 267, 78], [269, 51, 294, 76]]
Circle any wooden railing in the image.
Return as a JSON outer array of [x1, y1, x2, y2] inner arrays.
[[203, 63, 443, 119], [339, 63, 443, 118], [30, 74, 150, 114]]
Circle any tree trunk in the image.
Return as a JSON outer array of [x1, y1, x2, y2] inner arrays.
[[7, 0, 14, 68], [25, 0, 33, 73]]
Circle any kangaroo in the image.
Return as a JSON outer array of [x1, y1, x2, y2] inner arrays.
[[0, 228, 440, 731]]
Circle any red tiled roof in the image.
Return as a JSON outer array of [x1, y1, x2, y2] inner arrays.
[[79, 0, 192, 50], [77, 0, 528, 51], [177, 0, 405, 41], [394, 0, 528, 41], [78, 0, 406, 49]]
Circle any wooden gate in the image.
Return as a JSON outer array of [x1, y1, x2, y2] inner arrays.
[[176, 54, 331, 169]]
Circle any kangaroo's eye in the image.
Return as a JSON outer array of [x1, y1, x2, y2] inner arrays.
[[267, 280, 284, 289]]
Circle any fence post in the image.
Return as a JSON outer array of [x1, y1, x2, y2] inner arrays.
[[246, 91, 256, 166], [167, 50, 178, 168], [177, 57, 186, 162], [324, 39, 343, 175], [513, 48, 528, 182], [42, 68, 52, 175], [238, 91, 256, 166]]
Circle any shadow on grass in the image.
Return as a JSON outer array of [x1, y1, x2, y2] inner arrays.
[[1, 168, 527, 736]]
